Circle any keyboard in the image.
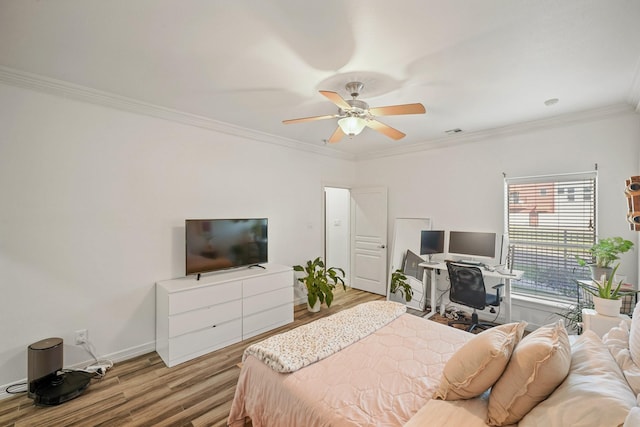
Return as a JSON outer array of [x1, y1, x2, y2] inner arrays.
[[447, 259, 482, 267], [446, 260, 498, 272]]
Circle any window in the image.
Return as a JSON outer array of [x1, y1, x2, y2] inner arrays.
[[504, 171, 597, 302]]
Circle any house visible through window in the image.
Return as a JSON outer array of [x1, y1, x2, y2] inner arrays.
[[504, 171, 597, 302]]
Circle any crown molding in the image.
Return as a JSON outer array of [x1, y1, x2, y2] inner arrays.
[[357, 103, 637, 161], [1, 65, 636, 163], [0, 66, 355, 161]]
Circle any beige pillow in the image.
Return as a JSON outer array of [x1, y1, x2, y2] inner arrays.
[[519, 330, 636, 427], [433, 322, 526, 400], [487, 320, 571, 426]]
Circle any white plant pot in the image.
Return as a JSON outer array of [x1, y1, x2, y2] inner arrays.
[[307, 299, 321, 313], [593, 296, 622, 317]]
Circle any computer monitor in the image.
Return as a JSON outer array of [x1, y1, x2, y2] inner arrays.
[[420, 230, 445, 264], [448, 231, 497, 262]]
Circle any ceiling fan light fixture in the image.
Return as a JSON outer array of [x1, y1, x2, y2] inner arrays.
[[338, 116, 366, 136]]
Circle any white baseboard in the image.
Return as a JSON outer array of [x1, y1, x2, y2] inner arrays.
[[0, 341, 156, 401]]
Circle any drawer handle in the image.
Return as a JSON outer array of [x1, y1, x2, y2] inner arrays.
[[211, 324, 217, 328]]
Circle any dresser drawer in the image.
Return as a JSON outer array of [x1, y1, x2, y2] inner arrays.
[[169, 318, 242, 362], [243, 286, 293, 316], [243, 271, 292, 297], [169, 299, 242, 338], [243, 303, 293, 339], [168, 280, 242, 315]]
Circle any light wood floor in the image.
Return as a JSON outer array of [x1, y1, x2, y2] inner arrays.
[[0, 289, 387, 427]]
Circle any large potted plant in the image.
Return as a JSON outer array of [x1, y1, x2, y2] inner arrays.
[[577, 236, 634, 280], [293, 257, 346, 312], [389, 269, 413, 303]]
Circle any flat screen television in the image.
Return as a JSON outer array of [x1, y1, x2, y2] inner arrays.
[[420, 230, 445, 264], [448, 231, 496, 261], [185, 218, 268, 276]]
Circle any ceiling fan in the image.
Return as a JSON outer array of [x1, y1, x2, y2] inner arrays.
[[283, 81, 426, 143]]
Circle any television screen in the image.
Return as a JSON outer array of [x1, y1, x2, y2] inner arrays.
[[448, 231, 496, 260], [420, 230, 445, 255], [185, 218, 268, 275]]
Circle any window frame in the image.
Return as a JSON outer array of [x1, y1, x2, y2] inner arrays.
[[504, 171, 598, 302]]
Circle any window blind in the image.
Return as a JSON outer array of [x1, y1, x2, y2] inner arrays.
[[505, 171, 597, 301]]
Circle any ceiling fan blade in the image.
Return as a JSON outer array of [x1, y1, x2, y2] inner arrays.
[[328, 126, 345, 143], [282, 114, 337, 125], [319, 90, 351, 110], [366, 120, 406, 140], [368, 103, 426, 116]]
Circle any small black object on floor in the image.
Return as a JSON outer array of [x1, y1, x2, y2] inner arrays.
[[30, 370, 92, 406]]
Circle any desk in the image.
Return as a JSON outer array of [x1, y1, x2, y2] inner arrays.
[[419, 261, 524, 322]]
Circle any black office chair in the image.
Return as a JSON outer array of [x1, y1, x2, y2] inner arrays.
[[446, 262, 505, 332]]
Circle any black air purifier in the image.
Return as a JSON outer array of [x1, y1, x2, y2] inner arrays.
[[27, 337, 91, 406]]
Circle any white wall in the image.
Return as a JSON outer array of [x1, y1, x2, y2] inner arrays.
[[356, 108, 640, 327], [0, 83, 355, 389]]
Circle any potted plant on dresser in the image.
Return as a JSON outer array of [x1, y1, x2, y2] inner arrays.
[[577, 236, 634, 280], [293, 257, 346, 312]]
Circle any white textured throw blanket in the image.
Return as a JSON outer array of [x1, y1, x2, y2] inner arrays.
[[243, 301, 407, 373]]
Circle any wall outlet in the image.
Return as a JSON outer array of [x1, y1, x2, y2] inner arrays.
[[75, 329, 88, 345]]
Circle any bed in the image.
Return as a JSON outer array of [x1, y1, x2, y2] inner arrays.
[[227, 301, 640, 427]]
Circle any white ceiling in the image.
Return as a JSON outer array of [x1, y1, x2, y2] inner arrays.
[[1, 0, 640, 158]]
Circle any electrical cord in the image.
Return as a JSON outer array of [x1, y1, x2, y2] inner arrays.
[[79, 341, 113, 378], [5, 382, 27, 394], [489, 302, 502, 324], [437, 287, 450, 307]]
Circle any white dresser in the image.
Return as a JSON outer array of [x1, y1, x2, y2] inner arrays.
[[156, 263, 293, 367]]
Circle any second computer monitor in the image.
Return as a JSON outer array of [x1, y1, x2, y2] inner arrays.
[[448, 231, 497, 260], [420, 230, 445, 261]]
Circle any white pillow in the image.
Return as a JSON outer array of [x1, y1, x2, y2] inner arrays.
[[602, 320, 640, 395], [625, 407, 640, 427], [519, 330, 637, 427], [629, 303, 640, 366]]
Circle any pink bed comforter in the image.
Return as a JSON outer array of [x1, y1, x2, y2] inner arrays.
[[227, 313, 473, 426]]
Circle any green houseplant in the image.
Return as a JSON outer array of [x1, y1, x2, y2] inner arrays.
[[389, 269, 413, 302], [580, 264, 625, 300], [556, 300, 593, 334], [293, 257, 346, 312], [578, 264, 636, 316], [576, 236, 634, 280]]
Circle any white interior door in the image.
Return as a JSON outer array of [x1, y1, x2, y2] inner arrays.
[[350, 187, 388, 295]]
